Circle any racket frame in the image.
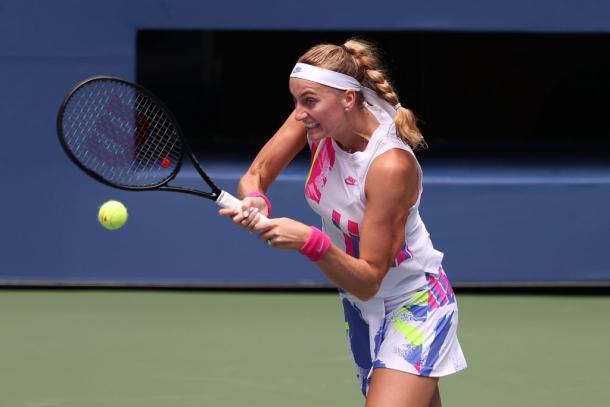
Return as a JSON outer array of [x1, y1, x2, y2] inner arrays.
[[56, 75, 224, 201]]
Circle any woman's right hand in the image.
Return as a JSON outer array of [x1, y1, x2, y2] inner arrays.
[[218, 196, 267, 232]]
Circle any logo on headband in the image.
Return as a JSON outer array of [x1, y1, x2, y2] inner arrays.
[[292, 66, 303, 74]]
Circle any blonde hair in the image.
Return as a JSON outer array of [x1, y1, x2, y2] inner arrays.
[[298, 38, 427, 150]]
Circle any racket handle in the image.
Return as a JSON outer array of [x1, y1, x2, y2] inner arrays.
[[216, 190, 270, 222]]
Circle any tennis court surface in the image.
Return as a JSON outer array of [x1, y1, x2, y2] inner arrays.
[[1, 289, 608, 407]]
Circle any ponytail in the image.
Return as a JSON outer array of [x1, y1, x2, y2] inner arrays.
[[343, 38, 427, 150]]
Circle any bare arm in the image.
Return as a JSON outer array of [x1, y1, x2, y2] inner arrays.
[[219, 110, 306, 224], [237, 110, 307, 198], [254, 149, 419, 301]]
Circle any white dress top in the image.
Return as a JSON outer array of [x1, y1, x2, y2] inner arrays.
[[304, 105, 444, 298]]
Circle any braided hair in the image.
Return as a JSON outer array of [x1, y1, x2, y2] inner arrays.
[[298, 38, 426, 150]]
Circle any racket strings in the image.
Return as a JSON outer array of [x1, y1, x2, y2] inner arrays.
[[132, 96, 178, 174], [61, 79, 183, 188]]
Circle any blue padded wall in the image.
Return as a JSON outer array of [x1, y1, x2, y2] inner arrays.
[[1, 0, 609, 287]]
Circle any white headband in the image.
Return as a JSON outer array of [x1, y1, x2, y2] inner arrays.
[[290, 62, 400, 119]]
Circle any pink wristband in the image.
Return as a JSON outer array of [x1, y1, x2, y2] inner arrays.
[[247, 191, 272, 217], [299, 226, 331, 262]]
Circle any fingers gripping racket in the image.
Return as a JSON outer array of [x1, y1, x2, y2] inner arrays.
[[57, 76, 268, 221]]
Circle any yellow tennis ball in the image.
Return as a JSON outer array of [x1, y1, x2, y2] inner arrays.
[[98, 200, 128, 230]]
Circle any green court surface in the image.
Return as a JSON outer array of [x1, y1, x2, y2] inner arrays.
[[1, 290, 608, 406]]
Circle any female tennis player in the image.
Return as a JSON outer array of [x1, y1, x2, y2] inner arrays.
[[219, 37, 466, 406]]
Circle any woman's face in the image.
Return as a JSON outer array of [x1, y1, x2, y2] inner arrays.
[[289, 78, 351, 141]]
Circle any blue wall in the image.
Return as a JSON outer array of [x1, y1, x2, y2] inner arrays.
[[1, 0, 609, 287]]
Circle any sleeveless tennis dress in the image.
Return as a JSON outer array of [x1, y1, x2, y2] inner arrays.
[[304, 106, 467, 396]]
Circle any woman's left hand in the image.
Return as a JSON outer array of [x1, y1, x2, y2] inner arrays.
[[252, 217, 312, 250]]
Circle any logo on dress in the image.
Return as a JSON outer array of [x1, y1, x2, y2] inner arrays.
[[344, 176, 358, 186]]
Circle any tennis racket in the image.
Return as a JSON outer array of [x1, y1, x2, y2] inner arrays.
[[57, 75, 268, 221]]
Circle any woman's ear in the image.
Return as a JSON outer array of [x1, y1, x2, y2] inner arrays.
[[343, 89, 357, 111]]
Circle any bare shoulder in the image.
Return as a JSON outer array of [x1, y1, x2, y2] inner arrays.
[[365, 148, 419, 205], [368, 148, 418, 188], [369, 148, 417, 175]]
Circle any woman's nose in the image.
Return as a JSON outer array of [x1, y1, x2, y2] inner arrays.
[[294, 105, 307, 121]]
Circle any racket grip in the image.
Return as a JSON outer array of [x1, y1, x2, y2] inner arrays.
[[216, 190, 270, 222]]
